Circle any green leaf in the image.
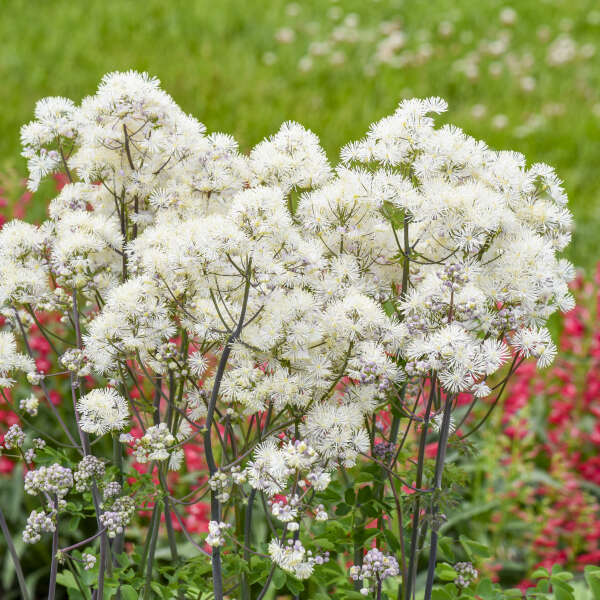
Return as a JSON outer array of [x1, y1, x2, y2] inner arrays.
[[551, 572, 574, 582], [551, 582, 574, 600], [459, 535, 491, 558], [352, 528, 379, 547], [440, 502, 499, 533], [286, 575, 304, 595], [120, 585, 138, 600], [345, 489, 356, 505], [314, 538, 336, 551], [357, 486, 372, 504], [532, 568, 550, 579], [475, 578, 495, 600], [550, 578, 574, 592], [438, 536, 455, 562], [354, 472, 375, 484], [584, 570, 600, 600], [272, 568, 286, 590], [383, 529, 401, 552], [504, 589, 525, 598], [116, 553, 130, 568], [431, 586, 454, 600], [336, 503, 352, 516], [436, 563, 458, 582], [56, 571, 79, 590]]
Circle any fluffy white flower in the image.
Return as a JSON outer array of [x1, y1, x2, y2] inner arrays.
[[0, 331, 35, 388], [77, 389, 129, 435], [301, 401, 370, 466], [268, 539, 314, 579], [250, 121, 331, 191]]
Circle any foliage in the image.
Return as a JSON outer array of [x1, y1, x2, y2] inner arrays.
[[451, 265, 600, 585]]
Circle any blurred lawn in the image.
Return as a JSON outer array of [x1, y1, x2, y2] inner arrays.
[[1, 0, 599, 269]]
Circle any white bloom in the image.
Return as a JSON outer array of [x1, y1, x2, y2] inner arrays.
[[206, 521, 231, 547], [0, 331, 35, 387], [77, 389, 129, 435], [268, 539, 314, 579], [301, 401, 370, 466], [250, 121, 331, 191]]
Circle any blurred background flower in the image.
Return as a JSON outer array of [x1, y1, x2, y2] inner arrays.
[[0, 0, 598, 269]]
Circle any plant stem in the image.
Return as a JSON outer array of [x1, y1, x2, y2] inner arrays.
[[140, 502, 160, 577], [241, 489, 256, 600], [48, 504, 59, 600], [159, 468, 179, 563], [143, 500, 162, 600], [0, 504, 30, 600], [112, 434, 124, 557], [256, 565, 276, 600], [71, 292, 113, 582], [204, 260, 252, 600], [403, 378, 436, 600], [423, 395, 454, 600]]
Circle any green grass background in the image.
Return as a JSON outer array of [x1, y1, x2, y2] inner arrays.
[[1, 0, 599, 269]]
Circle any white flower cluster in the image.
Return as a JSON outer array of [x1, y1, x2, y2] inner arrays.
[[82, 553, 97, 571], [130, 423, 176, 463], [245, 438, 330, 497], [350, 548, 400, 595], [336, 97, 573, 387], [4, 74, 574, 584], [0, 222, 51, 311], [19, 393, 39, 416], [74, 455, 106, 492], [23, 463, 74, 543], [76, 389, 129, 436], [3, 424, 25, 449], [454, 562, 479, 589], [103, 481, 122, 500], [24, 463, 73, 506], [300, 400, 371, 467], [99, 495, 135, 538], [268, 538, 329, 580], [208, 466, 245, 503], [24, 437, 46, 464], [23, 509, 56, 544], [0, 331, 35, 388], [205, 520, 231, 548], [59, 348, 90, 377]]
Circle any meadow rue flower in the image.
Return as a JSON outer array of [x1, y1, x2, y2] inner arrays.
[[102, 481, 122, 500], [74, 455, 106, 492], [0, 330, 36, 388], [4, 71, 574, 595], [132, 423, 175, 463], [24, 464, 73, 511], [350, 548, 400, 593], [23, 509, 56, 544], [454, 562, 478, 588], [82, 553, 97, 571], [99, 496, 135, 538], [206, 521, 231, 547], [4, 424, 25, 449], [19, 393, 39, 416], [268, 539, 320, 579], [76, 389, 129, 435]]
